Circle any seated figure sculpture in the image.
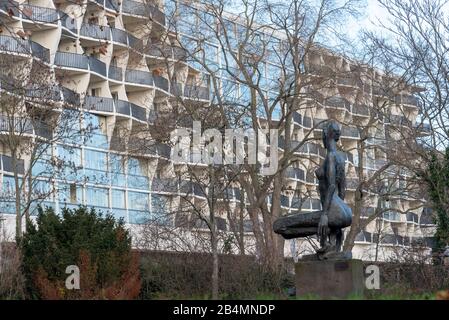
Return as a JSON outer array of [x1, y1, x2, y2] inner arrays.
[[273, 121, 352, 258]]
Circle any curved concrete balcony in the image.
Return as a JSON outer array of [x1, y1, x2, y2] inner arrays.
[[84, 95, 114, 113], [21, 3, 59, 25], [183, 85, 210, 101], [153, 75, 169, 92], [0, 115, 52, 139], [0, 0, 19, 18], [90, 0, 120, 12], [125, 69, 154, 86], [88, 56, 107, 77], [54, 51, 89, 71], [59, 11, 78, 35], [111, 27, 129, 46], [82, 96, 149, 123], [122, 0, 165, 26], [0, 35, 50, 63], [80, 23, 111, 41], [61, 87, 81, 106], [108, 65, 123, 81]]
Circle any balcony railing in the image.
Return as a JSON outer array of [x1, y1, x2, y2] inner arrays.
[[0, 35, 30, 54], [105, 0, 119, 11], [55, 51, 89, 70], [84, 95, 114, 113], [125, 69, 153, 86], [88, 56, 106, 76], [184, 85, 209, 100], [121, 0, 146, 16], [59, 11, 77, 33], [130, 102, 146, 121], [22, 4, 58, 24], [30, 41, 50, 62], [111, 27, 128, 45], [61, 87, 81, 106], [153, 75, 169, 91], [0, 0, 19, 16], [80, 23, 111, 40], [0, 116, 33, 134], [108, 65, 123, 81], [114, 99, 131, 115]]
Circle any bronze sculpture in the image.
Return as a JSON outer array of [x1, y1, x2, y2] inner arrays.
[[273, 121, 352, 259]]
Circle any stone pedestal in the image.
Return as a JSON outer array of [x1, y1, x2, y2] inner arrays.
[[295, 259, 364, 299]]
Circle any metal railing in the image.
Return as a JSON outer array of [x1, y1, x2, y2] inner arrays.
[[111, 28, 128, 45], [114, 99, 131, 115], [130, 102, 146, 121], [108, 65, 123, 81], [184, 85, 209, 100], [84, 96, 114, 113], [22, 4, 58, 24], [0, 0, 19, 16], [125, 69, 154, 86], [88, 56, 107, 76], [0, 35, 30, 54], [30, 41, 50, 63], [54, 51, 89, 70], [59, 11, 77, 33], [122, 0, 146, 16], [61, 87, 81, 106], [80, 23, 111, 40], [153, 75, 169, 91]]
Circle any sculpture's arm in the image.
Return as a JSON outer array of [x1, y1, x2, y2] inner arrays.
[[323, 154, 337, 214], [318, 154, 337, 245]]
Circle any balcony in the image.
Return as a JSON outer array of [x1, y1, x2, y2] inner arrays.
[[108, 65, 123, 81], [184, 85, 209, 100], [0, 116, 33, 134], [0, 34, 30, 55], [80, 23, 111, 41], [341, 126, 360, 139], [30, 41, 50, 63], [22, 4, 58, 24], [130, 102, 146, 121], [84, 96, 114, 113], [352, 104, 369, 116], [88, 56, 107, 77], [54, 51, 89, 70], [61, 87, 80, 106], [0, 0, 19, 16], [122, 0, 146, 16], [114, 99, 131, 115], [125, 69, 153, 86], [59, 11, 77, 33], [0, 35, 50, 62], [153, 75, 169, 91], [105, 0, 119, 11], [170, 82, 182, 96], [151, 178, 179, 193], [111, 28, 128, 45]]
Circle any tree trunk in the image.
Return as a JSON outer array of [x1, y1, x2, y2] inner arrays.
[[12, 157, 22, 242]]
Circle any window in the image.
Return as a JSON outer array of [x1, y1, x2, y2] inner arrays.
[[128, 191, 149, 211], [58, 183, 82, 204], [86, 186, 109, 208], [111, 189, 125, 208]]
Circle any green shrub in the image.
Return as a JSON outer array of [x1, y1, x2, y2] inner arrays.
[[21, 206, 140, 299]]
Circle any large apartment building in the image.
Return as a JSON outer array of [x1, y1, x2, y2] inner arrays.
[[0, 0, 436, 261]]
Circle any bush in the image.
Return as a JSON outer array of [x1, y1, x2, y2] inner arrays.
[[139, 251, 294, 299], [0, 242, 25, 299], [21, 206, 141, 299]]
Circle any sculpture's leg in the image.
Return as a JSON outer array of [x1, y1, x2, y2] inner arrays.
[[275, 227, 317, 239], [273, 210, 322, 234], [335, 228, 343, 252]]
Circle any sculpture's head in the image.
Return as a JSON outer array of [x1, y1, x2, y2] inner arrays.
[[322, 120, 341, 149]]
